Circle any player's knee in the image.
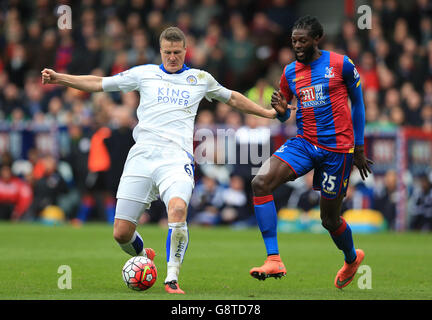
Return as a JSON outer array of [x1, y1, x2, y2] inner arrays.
[[113, 229, 131, 244], [251, 175, 270, 195], [113, 220, 135, 244], [167, 198, 187, 222], [321, 216, 341, 232]]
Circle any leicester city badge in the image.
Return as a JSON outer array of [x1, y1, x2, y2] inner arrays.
[[186, 75, 197, 85]]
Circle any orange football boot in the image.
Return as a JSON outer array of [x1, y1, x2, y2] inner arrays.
[[250, 254, 287, 280], [165, 280, 185, 294], [334, 249, 365, 289]]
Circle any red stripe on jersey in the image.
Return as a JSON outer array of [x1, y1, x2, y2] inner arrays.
[[295, 62, 318, 145], [328, 52, 354, 151], [279, 65, 293, 101]]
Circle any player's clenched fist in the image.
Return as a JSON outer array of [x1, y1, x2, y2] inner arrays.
[[41, 68, 58, 85]]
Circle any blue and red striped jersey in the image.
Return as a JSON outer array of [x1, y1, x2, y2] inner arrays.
[[279, 50, 361, 153]]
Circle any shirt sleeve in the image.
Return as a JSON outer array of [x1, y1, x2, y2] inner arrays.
[[343, 56, 365, 146], [279, 66, 294, 102], [204, 72, 232, 103], [102, 67, 141, 93], [342, 56, 361, 90]]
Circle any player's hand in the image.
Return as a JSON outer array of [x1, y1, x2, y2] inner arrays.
[[353, 145, 373, 180], [271, 90, 287, 116], [41, 68, 59, 85], [271, 90, 296, 116]]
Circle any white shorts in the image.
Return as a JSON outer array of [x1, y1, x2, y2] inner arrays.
[[116, 143, 195, 207]]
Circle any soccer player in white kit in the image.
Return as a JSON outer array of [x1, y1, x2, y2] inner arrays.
[[41, 27, 280, 294]]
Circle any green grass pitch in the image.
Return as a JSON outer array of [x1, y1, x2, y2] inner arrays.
[[0, 222, 431, 300]]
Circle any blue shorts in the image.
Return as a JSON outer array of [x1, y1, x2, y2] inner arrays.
[[273, 137, 354, 199]]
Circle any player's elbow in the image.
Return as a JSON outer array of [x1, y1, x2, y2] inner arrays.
[[226, 91, 241, 109]]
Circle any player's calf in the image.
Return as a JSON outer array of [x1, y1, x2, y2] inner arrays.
[[113, 219, 155, 259]]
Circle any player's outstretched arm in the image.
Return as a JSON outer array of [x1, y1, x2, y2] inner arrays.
[[41, 68, 103, 92], [226, 91, 277, 119]]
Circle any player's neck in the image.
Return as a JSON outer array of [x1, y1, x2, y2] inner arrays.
[[302, 49, 322, 65]]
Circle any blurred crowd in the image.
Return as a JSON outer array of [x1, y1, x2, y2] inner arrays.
[[0, 0, 432, 231]]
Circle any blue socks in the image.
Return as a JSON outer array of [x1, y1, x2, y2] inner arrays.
[[253, 195, 279, 255], [330, 217, 357, 263]]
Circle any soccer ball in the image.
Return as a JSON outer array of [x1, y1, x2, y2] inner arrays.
[[122, 256, 157, 291]]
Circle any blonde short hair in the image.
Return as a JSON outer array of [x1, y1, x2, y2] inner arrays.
[[159, 27, 186, 48]]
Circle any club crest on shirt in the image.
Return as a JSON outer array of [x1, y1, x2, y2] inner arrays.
[[324, 66, 334, 79], [186, 75, 197, 85], [276, 144, 288, 153]]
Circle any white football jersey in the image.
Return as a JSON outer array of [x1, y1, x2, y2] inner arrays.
[[102, 64, 232, 155]]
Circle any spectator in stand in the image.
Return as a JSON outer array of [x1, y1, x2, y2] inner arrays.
[[104, 107, 135, 198], [224, 22, 257, 92], [245, 78, 275, 108], [266, 47, 295, 89], [421, 104, 432, 131], [189, 175, 225, 226], [25, 20, 43, 69], [23, 75, 45, 117], [72, 108, 114, 225], [192, 0, 223, 36], [373, 170, 398, 230], [0, 163, 33, 220], [5, 43, 29, 88], [32, 29, 57, 73], [423, 79, 432, 105], [388, 105, 405, 126], [55, 29, 74, 73], [68, 35, 103, 76], [127, 29, 156, 67], [358, 51, 380, 92], [1, 83, 23, 118], [410, 173, 432, 231], [220, 175, 249, 224], [403, 90, 423, 126], [336, 19, 358, 57], [374, 38, 396, 70], [30, 155, 68, 219]]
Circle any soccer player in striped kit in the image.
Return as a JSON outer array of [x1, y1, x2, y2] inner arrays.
[[250, 16, 373, 289]]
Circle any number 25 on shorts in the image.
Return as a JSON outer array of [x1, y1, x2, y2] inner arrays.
[[322, 172, 336, 192]]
